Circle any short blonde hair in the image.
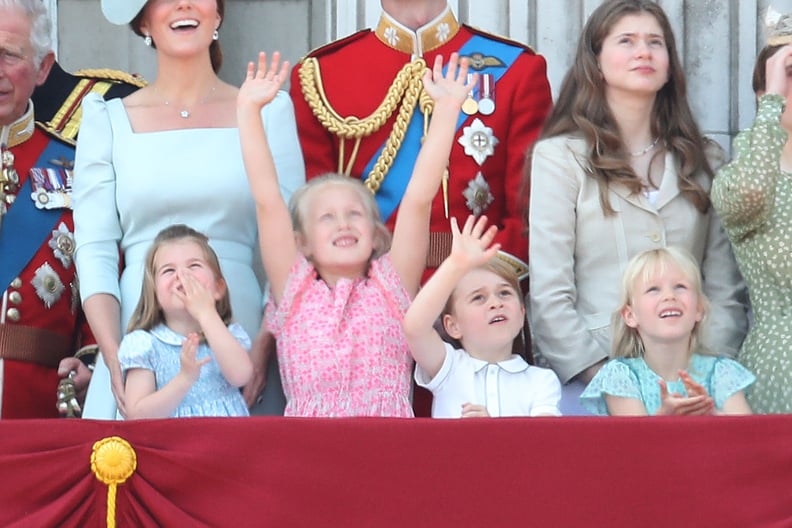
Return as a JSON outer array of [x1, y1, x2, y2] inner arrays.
[[126, 224, 232, 333], [612, 247, 710, 359], [288, 173, 392, 261]]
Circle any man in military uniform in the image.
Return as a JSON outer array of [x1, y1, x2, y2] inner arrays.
[[290, 0, 552, 414], [0, 0, 141, 418]]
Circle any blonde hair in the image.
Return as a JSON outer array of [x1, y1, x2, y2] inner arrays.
[[442, 257, 533, 364], [612, 247, 710, 359], [288, 173, 392, 262], [127, 224, 233, 333]]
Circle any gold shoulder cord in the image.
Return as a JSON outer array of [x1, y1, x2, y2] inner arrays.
[[299, 57, 433, 194]]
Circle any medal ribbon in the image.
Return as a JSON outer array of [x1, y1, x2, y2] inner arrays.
[[0, 137, 74, 290], [364, 34, 523, 221]]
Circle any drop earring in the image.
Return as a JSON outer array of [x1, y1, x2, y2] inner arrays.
[[212, 29, 219, 41], [144, 34, 152, 47]]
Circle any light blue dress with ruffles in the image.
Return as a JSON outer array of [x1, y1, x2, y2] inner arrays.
[[580, 353, 755, 415], [119, 323, 251, 417]]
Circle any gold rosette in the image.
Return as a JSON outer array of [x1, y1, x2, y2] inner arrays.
[[91, 436, 137, 528]]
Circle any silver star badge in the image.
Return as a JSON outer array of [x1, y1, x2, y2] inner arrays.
[[48, 222, 75, 268], [32, 263, 64, 308], [463, 172, 494, 215], [457, 118, 498, 166]]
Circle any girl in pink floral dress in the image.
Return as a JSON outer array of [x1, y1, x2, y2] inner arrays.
[[238, 51, 475, 416]]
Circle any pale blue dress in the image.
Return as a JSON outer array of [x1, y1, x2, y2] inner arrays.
[[73, 92, 305, 419], [580, 353, 755, 415], [119, 323, 251, 417]]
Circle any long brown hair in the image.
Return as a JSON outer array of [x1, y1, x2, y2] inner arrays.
[[127, 224, 232, 333], [130, 0, 225, 73], [535, 0, 712, 215]]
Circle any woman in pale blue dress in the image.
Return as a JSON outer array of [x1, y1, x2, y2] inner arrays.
[[73, 0, 304, 418]]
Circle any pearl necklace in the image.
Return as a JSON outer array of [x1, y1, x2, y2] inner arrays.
[[161, 84, 217, 119], [629, 137, 661, 157]]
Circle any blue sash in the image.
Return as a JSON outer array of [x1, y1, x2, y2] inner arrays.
[[364, 34, 523, 220], [0, 137, 74, 290]]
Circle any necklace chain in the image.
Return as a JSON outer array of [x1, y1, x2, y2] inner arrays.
[[629, 136, 661, 157], [160, 83, 217, 119]]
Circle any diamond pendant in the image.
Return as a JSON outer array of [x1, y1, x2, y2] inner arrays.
[[180, 110, 190, 119]]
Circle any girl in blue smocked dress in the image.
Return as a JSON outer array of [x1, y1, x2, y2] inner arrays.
[[120, 225, 253, 418], [581, 247, 754, 416]]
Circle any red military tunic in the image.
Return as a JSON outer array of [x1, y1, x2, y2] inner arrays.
[[0, 104, 96, 418], [290, 6, 552, 278]]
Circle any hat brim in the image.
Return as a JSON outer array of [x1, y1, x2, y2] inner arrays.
[[101, 0, 148, 25]]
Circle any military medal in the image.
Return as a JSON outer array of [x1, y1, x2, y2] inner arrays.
[[461, 74, 479, 115], [49, 222, 76, 268], [0, 145, 20, 230], [32, 262, 64, 308], [29, 167, 73, 209], [457, 118, 499, 166], [463, 172, 494, 215], [477, 74, 495, 116]]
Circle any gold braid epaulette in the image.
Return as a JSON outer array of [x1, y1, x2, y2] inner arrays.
[[299, 57, 432, 194], [74, 68, 148, 88]]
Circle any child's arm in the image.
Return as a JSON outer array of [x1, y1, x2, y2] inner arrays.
[[604, 395, 650, 416], [403, 215, 499, 379], [238, 51, 297, 304], [179, 270, 253, 388], [125, 334, 210, 419], [391, 54, 477, 297], [719, 392, 752, 415]]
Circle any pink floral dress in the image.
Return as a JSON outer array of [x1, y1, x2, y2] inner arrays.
[[265, 254, 414, 417]]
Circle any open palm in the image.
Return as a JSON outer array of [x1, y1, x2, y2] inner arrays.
[[238, 51, 290, 110]]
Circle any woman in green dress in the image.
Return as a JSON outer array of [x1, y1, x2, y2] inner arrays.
[[711, 29, 792, 413]]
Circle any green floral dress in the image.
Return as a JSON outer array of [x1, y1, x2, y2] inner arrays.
[[712, 94, 792, 414]]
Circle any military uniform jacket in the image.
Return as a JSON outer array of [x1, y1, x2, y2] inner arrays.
[[0, 104, 95, 418], [290, 6, 552, 277]]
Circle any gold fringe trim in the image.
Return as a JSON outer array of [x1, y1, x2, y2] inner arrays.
[[298, 57, 432, 193], [74, 68, 148, 88]]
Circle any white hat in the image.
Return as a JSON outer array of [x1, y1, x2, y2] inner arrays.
[[101, 0, 148, 25]]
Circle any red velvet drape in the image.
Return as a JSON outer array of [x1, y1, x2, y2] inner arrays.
[[1, 416, 790, 527]]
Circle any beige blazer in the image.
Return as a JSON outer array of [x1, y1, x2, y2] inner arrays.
[[529, 135, 748, 383]]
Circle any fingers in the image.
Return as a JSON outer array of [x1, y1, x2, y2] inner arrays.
[[181, 333, 200, 356], [679, 370, 708, 397]]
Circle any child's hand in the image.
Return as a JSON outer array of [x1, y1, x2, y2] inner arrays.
[[679, 371, 709, 398], [238, 51, 290, 112], [179, 333, 211, 383], [448, 215, 501, 271], [461, 402, 491, 418], [175, 269, 217, 324], [421, 53, 478, 108], [657, 379, 714, 416]]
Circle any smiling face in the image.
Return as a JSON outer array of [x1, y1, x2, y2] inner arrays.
[[443, 267, 525, 361], [621, 261, 703, 349], [297, 182, 377, 282], [0, 5, 53, 125], [138, 0, 220, 56], [598, 12, 669, 103], [152, 239, 224, 318]]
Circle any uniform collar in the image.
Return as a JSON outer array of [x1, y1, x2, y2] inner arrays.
[[0, 102, 35, 148], [374, 5, 460, 57], [470, 354, 530, 374]]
